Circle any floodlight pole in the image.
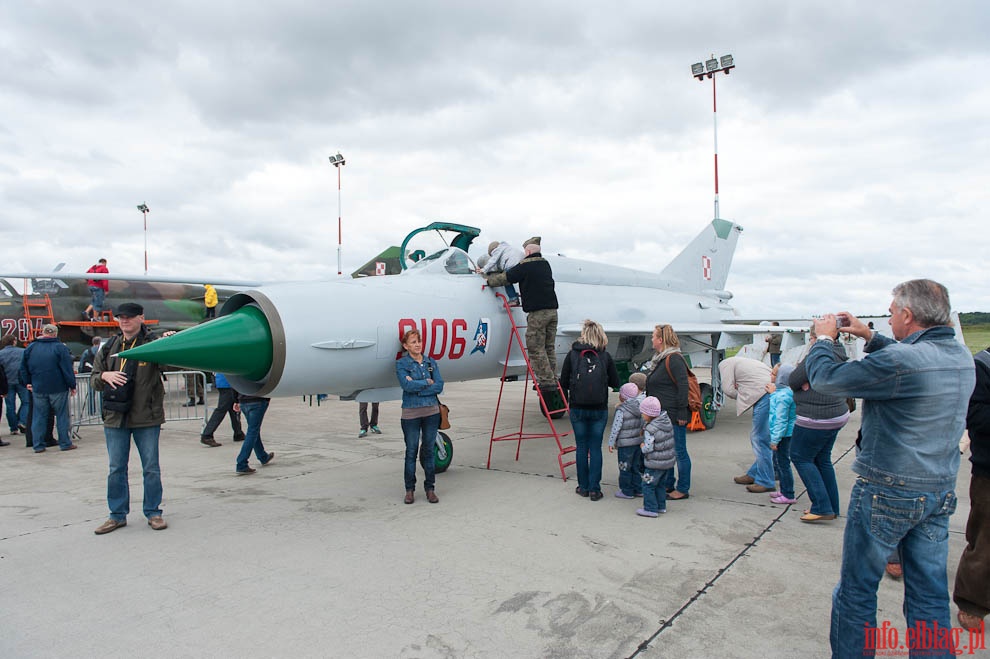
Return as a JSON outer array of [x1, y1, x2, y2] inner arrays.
[[329, 152, 346, 276], [692, 54, 735, 220], [137, 203, 150, 275]]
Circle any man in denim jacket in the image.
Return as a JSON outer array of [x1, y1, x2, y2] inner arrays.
[[804, 279, 975, 658]]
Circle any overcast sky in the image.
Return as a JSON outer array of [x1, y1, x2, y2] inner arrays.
[[2, 1, 987, 317]]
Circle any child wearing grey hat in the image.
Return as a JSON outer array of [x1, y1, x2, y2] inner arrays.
[[638, 396, 674, 518], [608, 382, 646, 499]]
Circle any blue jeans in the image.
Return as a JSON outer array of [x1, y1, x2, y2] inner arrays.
[[570, 407, 607, 493], [830, 478, 958, 659], [5, 383, 29, 430], [791, 425, 842, 516], [401, 413, 440, 491], [104, 425, 163, 520], [32, 391, 71, 450], [89, 286, 105, 312], [237, 399, 271, 471], [616, 445, 644, 496], [663, 423, 691, 494], [770, 353, 781, 367], [771, 436, 794, 498], [642, 468, 671, 513], [746, 394, 774, 488]]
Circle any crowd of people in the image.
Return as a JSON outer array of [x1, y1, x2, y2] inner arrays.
[[3, 256, 986, 654]]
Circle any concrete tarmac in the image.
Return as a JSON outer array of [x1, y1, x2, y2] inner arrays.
[[0, 378, 979, 658]]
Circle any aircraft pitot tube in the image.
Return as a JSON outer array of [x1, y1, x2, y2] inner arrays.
[[117, 303, 274, 382]]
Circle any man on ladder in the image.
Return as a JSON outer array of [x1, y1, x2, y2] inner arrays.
[[484, 236, 559, 395]]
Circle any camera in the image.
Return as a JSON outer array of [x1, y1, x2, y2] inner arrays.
[[835, 315, 849, 329]]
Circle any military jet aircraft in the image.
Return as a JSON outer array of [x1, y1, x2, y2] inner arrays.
[[0, 271, 249, 355], [116, 218, 808, 429]]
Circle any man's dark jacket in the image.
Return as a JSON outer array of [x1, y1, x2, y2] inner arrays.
[[499, 253, 558, 313], [19, 337, 75, 394], [967, 348, 990, 478]]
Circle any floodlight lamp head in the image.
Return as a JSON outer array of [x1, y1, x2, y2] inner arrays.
[[137, 203, 149, 213], [720, 54, 734, 68], [329, 153, 345, 167], [706, 58, 718, 72], [691, 62, 705, 77]]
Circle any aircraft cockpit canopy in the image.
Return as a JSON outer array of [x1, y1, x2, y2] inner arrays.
[[405, 247, 477, 276]]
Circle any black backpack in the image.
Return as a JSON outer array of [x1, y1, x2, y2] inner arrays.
[[568, 349, 608, 406]]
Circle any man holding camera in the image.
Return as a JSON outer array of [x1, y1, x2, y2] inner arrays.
[[803, 279, 974, 657], [90, 302, 175, 535]]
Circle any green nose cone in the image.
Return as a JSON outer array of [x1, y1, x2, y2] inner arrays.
[[117, 305, 273, 381]]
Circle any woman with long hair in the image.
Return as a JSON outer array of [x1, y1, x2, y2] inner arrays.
[[559, 319, 619, 501], [642, 324, 692, 500], [396, 329, 445, 505]]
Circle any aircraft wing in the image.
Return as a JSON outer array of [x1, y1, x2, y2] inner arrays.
[[1, 272, 265, 287]]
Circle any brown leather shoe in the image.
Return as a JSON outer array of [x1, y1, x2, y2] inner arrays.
[[200, 437, 221, 447], [746, 483, 772, 493], [148, 516, 167, 531], [426, 490, 439, 504], [94, 518, 127, 535], [404, 490, 415, 504], [62, 444, 78, 451], [733, 474, 755, 485], [885, 562, 903, 579], [958, 610, 984, 631], [800, 513, 837, 522]]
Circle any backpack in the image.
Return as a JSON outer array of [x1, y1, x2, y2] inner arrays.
[[665, 353, 702, 413], [568, 349, 609, 406]]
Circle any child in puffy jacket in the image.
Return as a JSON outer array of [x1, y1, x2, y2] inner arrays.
[[608, 382, 645, 499], [768, 363, 797, 505], [638, 396, 674, 518]]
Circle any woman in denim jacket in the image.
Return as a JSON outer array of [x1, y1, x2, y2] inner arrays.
[[395, 329, 444, 505]]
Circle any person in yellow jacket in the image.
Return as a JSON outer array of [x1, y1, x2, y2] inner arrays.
[[203, 284, 218, 319]]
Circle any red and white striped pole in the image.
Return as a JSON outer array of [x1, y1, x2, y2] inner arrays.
[[712, 72, 720, 220], [137, 203, 150, 275], [329, 153, 346, 276], [691, 55, 734, 220]]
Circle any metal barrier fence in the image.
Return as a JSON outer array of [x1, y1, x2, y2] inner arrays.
[[70, 371, 212, 438]]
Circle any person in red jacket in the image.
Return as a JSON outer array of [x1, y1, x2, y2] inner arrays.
[[83, 258, 109, 320]]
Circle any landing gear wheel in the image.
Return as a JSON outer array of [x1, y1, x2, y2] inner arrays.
[[434, 431, 453, 473], [699, 382, 716, 429]]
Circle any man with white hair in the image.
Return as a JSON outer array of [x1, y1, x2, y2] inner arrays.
[[18, 324, 77, 452], [804, 279, 975, 657], [484, 236, 558, 392]]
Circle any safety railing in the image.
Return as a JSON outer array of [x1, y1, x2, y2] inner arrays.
[[70, 371, 212, 437]]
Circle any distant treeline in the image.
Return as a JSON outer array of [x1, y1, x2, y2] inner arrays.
[[960, 312, 990, 325]]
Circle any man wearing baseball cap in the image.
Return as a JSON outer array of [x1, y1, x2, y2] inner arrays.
[[90, 302, 175, 534], [484, 236, 559, 392], [18, 323, 77, 452]]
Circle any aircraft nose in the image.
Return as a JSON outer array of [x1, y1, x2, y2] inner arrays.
[[117, 305, 273, 381]]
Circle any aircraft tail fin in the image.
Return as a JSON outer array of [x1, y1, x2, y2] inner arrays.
[[659, 218, 743, 295]]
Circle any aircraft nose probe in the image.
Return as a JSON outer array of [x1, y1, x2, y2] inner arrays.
[[116, 305, 274, 381]]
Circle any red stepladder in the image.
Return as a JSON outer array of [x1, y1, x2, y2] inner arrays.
[[486, 292, 575, 481]]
